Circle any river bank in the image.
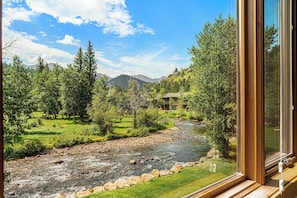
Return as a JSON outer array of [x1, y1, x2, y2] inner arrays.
[[4, 121, 209, 198]]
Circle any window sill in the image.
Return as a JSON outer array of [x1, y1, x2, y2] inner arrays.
[[216, 161, 297, 198], [185, 161, 297, 198]]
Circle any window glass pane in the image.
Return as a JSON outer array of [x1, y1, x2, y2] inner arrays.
[[264, 0, 292, 164], [3, 0, 237, 197]]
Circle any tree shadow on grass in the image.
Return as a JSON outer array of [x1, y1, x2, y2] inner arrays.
[[24, 131, 61, 135]]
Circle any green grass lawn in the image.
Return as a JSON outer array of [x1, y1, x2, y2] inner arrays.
[[86, 159, 236, 198], [24, 112, 104, 149], [23, 112, 175, 149]]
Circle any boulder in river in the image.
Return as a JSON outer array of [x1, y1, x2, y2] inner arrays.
[[129, 159, 137, 165]]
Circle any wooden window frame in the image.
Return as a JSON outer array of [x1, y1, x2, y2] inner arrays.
[[0, 0, 296, 197], [187, 0, 297, 197]]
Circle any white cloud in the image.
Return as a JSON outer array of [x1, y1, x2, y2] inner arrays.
[[38, 31, 47, 37], [2, 28, 74, 66], [97, 45, 190, 78], [23, 0, 154, 37], [56, 34, 81, 46], [3, 6, 36, 28]]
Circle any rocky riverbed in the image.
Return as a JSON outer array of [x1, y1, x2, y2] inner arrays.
[[4, 121, 209, 198]]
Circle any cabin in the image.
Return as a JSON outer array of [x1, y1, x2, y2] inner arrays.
[[161, 92, 189, 110]]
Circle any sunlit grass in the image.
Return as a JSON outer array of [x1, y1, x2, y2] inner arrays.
[[86, 159, 236, 198], [22, 111, 175, 149]]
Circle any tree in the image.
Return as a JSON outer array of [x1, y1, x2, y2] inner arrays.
[[3, 56, 35, 144], [83, 41, 97, 107], [189, 15, 237, 158], [93, 75, 109, 101], [60, 65, 80, 118], [108, 85, 130, 117], [128, 80, 146, 129], [42, 64, 63, 118], [33, 57, 50, 112], [87, 76, 115, 135], [36, 56, 46, 73], [74, 47, 84, 72], [73, 47, 89, 120]]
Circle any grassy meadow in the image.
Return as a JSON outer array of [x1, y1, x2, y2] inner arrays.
[[85, 159, 236, 198], [21, 111, 175, 149]]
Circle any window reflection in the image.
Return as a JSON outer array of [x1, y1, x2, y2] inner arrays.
[[264, 0, 293, 164]]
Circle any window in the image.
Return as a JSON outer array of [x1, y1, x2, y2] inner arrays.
[[1, 0, 297, 197], [264, 0, 293, 166]]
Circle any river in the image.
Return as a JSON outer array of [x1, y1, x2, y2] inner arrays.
[[4, 120, 210, 198]]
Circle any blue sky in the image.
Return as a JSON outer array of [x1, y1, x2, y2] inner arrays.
[[3, 0, 236, 78]]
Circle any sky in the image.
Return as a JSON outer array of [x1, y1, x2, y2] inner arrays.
[[2, 0, 236, 78]]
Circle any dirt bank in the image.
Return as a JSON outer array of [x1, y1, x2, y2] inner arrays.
[[47, 126, 182, 156]]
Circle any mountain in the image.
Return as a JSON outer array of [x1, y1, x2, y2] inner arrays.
[[107, 74, 148, 89], [132, 74, 165, 83], [96, 73, 111, 80]]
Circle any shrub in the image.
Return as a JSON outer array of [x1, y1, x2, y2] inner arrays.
[[130, 127, 150, 137], [53, 137, 85, 148], [91, 110, 114, 136], [30, 121, 37, 127], [137, 109, 168, 131], [106, 133, 125, 140], [4, 139, 45, 160]]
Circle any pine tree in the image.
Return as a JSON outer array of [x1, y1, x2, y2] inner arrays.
[[3, 56, 35, 144], [73, 47, 89, 120], [83, 41, 97, 108]]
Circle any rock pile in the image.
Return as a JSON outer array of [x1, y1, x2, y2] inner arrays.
[[54, 162, 198, 198], [55, 147, 219, 198]]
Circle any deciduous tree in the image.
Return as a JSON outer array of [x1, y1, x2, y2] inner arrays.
[[189, 15, 236, 158]]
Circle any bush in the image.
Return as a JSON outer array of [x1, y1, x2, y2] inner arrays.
[[106, 133, 126, 140], [130, 127, 150, 137], [91, 110, 114, 136], [137, 109, 168, 131], [4, 139, 45, 161], [53, 137, 85, 148], [30, 121, 37, 127]]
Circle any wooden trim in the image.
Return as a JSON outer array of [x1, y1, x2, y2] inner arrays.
[[240, 0, 265, 184], [293, 0, 297, 156]]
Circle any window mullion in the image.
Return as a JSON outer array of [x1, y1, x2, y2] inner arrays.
[[240, 0, 265, 185]]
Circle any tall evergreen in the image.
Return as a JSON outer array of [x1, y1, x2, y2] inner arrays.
[[74, 47, 84, 72], [83, 41, 97, 88], [36, 56, 45, 73], [3, 56, 35, 144], [33, 57, 50, 112], [83, 41, 97, 108], [73, 47, 89, 120]]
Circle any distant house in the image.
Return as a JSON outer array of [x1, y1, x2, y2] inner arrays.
[[161, 92, 189, 110]]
